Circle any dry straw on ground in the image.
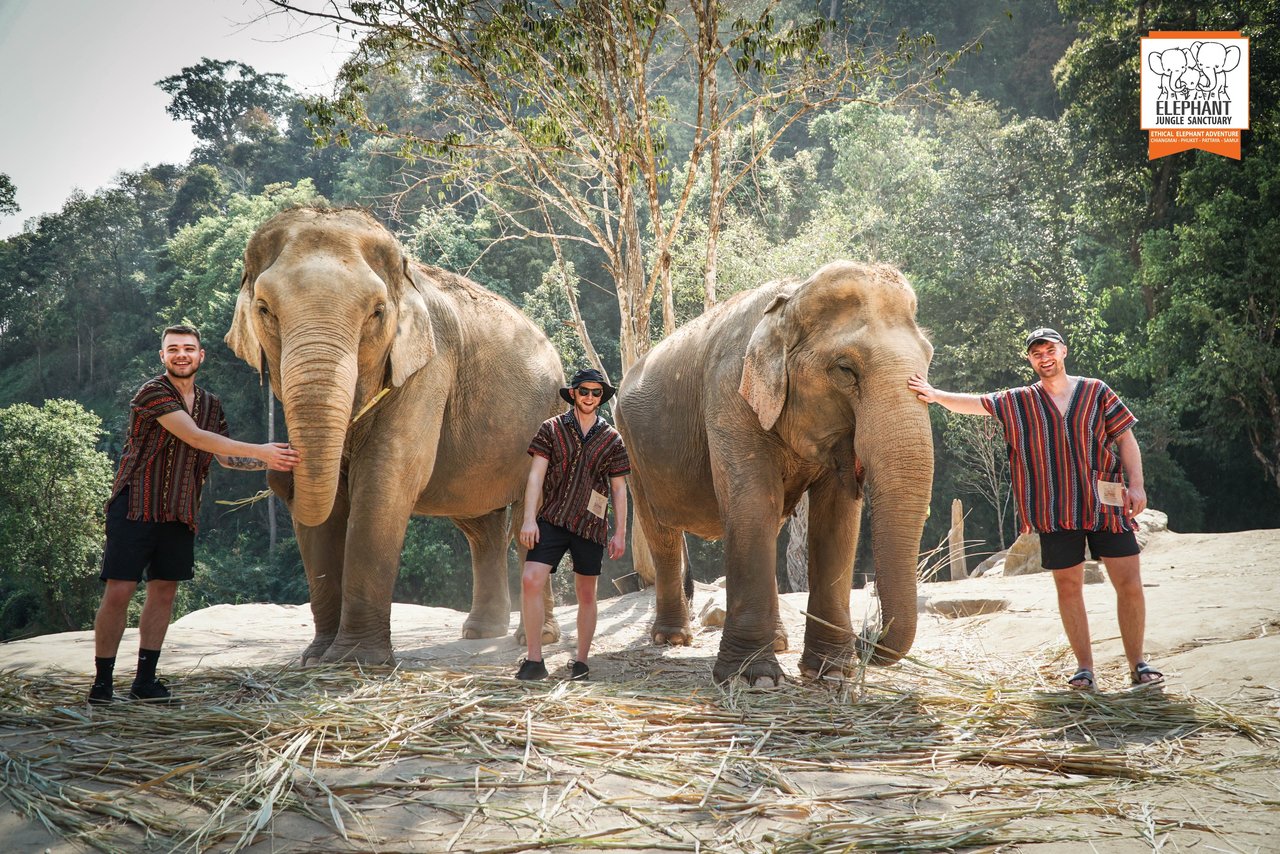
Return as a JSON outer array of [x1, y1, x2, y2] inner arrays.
[[2, 653, 1278, 853]]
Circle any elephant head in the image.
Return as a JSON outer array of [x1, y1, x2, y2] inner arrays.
[[1189, 41, 1241, 96], [226, 208, 436, 527], [739, 262, 934, 664], [1148, 47, 1191, 95]]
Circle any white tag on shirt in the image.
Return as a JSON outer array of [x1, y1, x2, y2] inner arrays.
[[1097, 479, 1125, 507], [587, 489, 608, 518]]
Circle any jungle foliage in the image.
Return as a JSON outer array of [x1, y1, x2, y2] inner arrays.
[[0, 0, 1275, 639]]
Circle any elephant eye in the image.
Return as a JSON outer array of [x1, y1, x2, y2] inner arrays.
[[372, 303, 386, 319], [256, 302, 272, 319]]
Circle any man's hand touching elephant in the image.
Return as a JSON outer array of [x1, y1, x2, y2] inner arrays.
[[262, 442, 300, 472], [608, 529, 626, 560], [907, 373, 937, 404]]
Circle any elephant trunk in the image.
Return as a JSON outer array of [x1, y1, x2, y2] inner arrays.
[[279, 336, 359, 527], [857, 378, 934, 665]]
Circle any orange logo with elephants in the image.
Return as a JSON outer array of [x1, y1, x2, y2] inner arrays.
[[1140, 32, 1249, 159]]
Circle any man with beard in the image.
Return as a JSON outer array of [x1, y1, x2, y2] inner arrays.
[[89, 325, 300, 705], [907, 327, 1163, 691], [515, 368, 630, 681]]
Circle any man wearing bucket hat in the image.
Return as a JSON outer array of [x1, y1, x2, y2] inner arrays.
[[907, 327, 1163, 691], [515, 368, 630, 681]]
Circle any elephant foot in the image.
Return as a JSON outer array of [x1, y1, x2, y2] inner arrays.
[[461, 613, 510, 640], [651, 620, 693, 646], [300, 636, 336, 667], [319, 639, 395, 666], [713, 649, 785, 688], [514, 620, 561, 646], [799, 648, 857, 681]]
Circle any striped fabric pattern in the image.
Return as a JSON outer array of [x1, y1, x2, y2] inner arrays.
[[982, 378, 1137, 534], [108, 375, 229, 532], [529, 411, 630, 545]]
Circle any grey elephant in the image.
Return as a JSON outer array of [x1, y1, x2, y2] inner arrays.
[[227, 207, 563, 665], [616, 261, 934, 686]]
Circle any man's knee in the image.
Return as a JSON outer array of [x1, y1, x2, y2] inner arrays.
[[522, 563, 550, 594], [1051, 565, 1085, 594], [575, 575, 598, 606], [146, 580, 179, 606], [1103, 557, 1143, 595], [100, 579, 138, 609]]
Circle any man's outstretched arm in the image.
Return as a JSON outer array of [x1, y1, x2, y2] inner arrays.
[[907, 373, 991, 416]]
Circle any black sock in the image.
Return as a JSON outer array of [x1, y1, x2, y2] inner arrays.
[[135, 648, 161, 684], [94, 656, 116, 686]]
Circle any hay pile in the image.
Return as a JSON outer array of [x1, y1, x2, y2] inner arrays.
[[2, 655, 1277, 853]]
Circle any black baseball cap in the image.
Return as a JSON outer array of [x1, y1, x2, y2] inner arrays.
[[1025, 327, 1066, 351]]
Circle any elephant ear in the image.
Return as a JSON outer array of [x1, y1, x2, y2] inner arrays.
[[226, 270, 264, 374], [739, 287, 795, 431], [393, 260, 438, 387]]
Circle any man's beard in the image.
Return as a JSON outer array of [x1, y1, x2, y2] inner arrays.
[[167, 361, 201, 379]]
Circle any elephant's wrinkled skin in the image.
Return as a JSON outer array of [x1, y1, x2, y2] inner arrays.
[[227, 208, 563, 665], [616, 262, 934, 686]]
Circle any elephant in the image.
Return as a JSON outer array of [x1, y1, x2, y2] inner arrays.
[[615, 261, 934, 686], [1189, 41, 1241, 99], [1148, 47, 1192, 98], [226, 207, 564, 665]]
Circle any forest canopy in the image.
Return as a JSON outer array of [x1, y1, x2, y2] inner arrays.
[[0, 0, 1275, 640]]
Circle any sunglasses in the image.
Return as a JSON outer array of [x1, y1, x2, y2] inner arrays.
[[575, 387, 604, 398]]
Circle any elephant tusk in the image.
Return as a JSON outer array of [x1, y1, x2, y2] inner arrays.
[[351, 387, 391, 425]]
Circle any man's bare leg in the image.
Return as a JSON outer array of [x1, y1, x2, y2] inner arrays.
[[574, 572, 598, 664], [1051, 564, 1094, 687]]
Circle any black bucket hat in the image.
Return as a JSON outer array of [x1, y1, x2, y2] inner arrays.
[[560, 367, 617, 404], [1025, 326, 1066, 351]]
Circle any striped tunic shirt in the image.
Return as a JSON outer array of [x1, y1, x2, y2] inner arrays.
[[981, 378, 1137, 534], [108, 375, 229, 532], [529, 411, 630, 544]]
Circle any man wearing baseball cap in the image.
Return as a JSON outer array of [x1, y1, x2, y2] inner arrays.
[[907, 327, 1163, 691], [515, 368, 630, 681]]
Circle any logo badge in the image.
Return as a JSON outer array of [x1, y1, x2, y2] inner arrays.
[[1141, 32, 1249, 159]]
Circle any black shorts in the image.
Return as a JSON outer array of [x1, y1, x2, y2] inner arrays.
[[100, 491, 196, 583], [1040, 528, 1140, 570], [526, 520, 604, 576]]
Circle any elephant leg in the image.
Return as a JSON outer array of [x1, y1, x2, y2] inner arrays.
[[294, 476, 349, 666], [321, 475, 417, 666], [710, 459, 785, 687], [644, 516, 691, 647], [799, 475, 861, 679], [453, 509, 513, 639]]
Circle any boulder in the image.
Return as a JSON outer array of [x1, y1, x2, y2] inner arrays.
[[698, 590, 727, 627], [1083, 560, 1105, 584], [925, 596, 1010, 618], [1135, 509, 1169, 549], [972, 550, 1008, 577], [1002, 532, 1045, 576]]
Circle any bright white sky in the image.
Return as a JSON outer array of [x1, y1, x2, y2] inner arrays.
[[0, 0, 356, 239]]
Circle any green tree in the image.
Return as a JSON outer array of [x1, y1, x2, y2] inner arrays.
[[157, 58, 293, 151], [0, 400, 112, 638], [0, 173, 17, 216], [288, 0, 960, 372]]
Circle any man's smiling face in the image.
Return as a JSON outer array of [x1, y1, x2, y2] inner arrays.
[[161, 333, 204, 379]]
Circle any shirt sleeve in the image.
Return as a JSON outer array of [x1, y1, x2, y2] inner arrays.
[[528, 420, 554, 460], [607, 435, 631, 477], [215, 404, 230, 438], [132, 381, 183, 421], [1099, 382, 1137, 442]]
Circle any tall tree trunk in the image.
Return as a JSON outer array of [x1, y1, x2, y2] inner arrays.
[[267, 386, 277, 551], [786, 491, 809, 593], [948, 499, 967, 581]]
